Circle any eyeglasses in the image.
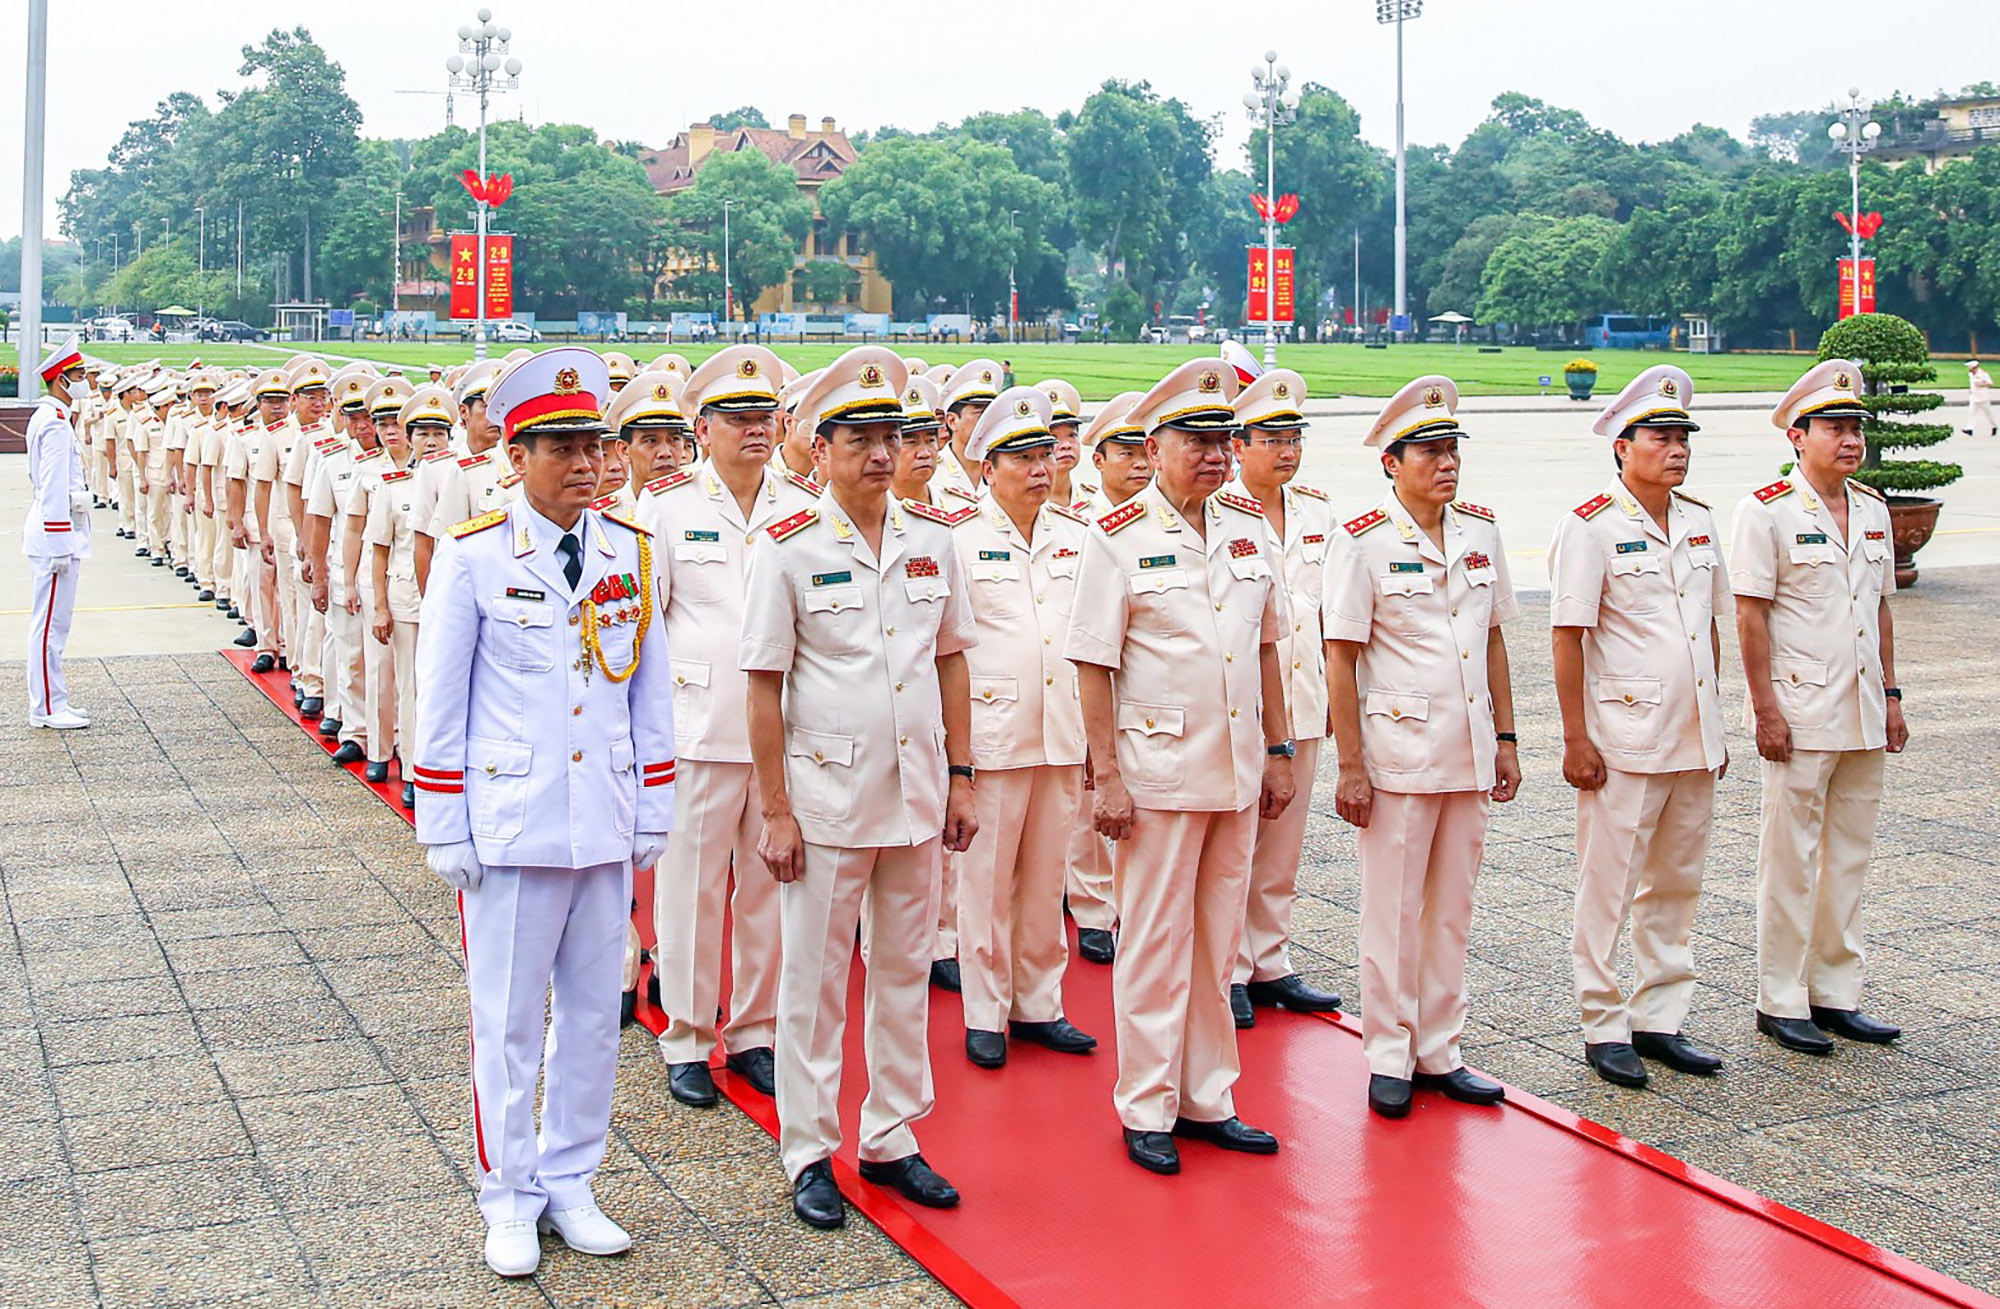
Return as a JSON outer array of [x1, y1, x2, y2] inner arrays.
[[1248, 435, 1303, 450]]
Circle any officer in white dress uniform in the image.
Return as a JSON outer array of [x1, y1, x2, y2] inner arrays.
[[413, 348, 676, 1278], [1731, 360, 1906, 1056], [23, 336, 93, 729], [740, 347, 978, 1230], [1322, 376, 1521, 1120], [637, 345, 814, 1108], [1550, 365, 1730, 1089]]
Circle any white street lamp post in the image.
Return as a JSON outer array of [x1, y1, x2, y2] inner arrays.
[[446, 8, 521, 362], [195, 205, 205, 331], [1376, 0, 1422, 342], [722, 198, 734, 340], [1243, 51, 1299, 368], [1008, 208, 1020, 345], [1826, 88, 1882, 313], [18, 0, 48, 396]]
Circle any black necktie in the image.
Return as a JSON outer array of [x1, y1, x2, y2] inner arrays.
[[558, 533, 582, 590]]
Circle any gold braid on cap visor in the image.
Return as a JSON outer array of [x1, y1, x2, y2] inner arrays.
[[579, 533, 653, 685]]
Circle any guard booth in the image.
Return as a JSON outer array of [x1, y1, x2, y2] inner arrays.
[[271, 302, 331, 343], [1681, 313, 1714, 354]]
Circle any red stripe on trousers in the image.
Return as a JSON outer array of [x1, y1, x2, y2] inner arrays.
[[457, 891, 491, 1175], [40, 570, 57, 716]]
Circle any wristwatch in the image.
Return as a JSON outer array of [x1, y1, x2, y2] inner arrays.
[[948, 764, 977, 781], [1267, 741, 1296, 759], [1884, 687, 1903, 701]]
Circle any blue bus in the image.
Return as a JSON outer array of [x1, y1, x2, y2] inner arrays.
[[1584, 313, 1672, 350]]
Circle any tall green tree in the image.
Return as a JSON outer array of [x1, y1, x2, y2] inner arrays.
[[1476, 214, 1618, 330], [1065, 80, 1211, 298], [666, 149, 811, 317], [1247, 84, 1387, 319]]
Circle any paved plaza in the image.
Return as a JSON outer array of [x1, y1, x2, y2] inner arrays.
[[1, 432, 1996, 1305]]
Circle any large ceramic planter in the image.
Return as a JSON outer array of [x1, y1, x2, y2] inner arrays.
[[1565, 373, 1597, 401], [1887, 496, 1942, 588]]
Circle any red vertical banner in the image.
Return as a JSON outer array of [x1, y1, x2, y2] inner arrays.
[[1246, 248, 1296, 324], [483, 235, 514, 320], [1838, 257, 1877, 318], [449, 234, 478, 319]]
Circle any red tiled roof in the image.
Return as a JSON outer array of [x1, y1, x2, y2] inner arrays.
[[640, 126, 857, 195]]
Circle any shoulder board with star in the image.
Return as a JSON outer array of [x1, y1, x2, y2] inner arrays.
[[784, 470, 821, 497], [423, 448, 456, 463], [1454, 500, 1496, 522], [497, 472, 524, 490], [768, 508, 818, 542], [1573, 493, 1614, 520], [589, 494, 619, 512], [906, 499, 975, 527], [1291, 483, 1329, 502], [644, 470, 692, 496], [313, 436, 343, 453], [357, 447, 386, 461], [601, 511, 650, 536], [1753, 479, 1794, 504], [458, 452, 490, 470], [1215, 491, 1264, 517], [450, 509, 507, 539], [941, 483, 982, 505], [1670, 489, 1710, 509], [1849, 480, 1885, 502], [1343, 509, 1387, 537], [1097, 501, 1146, 535], [381, 469, 412, 484], [1046, 502, 1090, 525]]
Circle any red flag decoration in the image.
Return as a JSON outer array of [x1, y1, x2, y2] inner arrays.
[[1246, 247, 1296, 323], [1250, 193, 1301, 224], [447, 233, 515, 320], [458, 171, 515, 208], [1833, 210, 1884, 239], [1838, 257, 1877, 318], [449, 234, 478, 320]]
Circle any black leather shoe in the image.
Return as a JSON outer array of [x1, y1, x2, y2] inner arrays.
[[1122, 1128, 1180, 1175], [724, 1046, 777, 1096], [1810, 1007, 1901, 1044], [929, 959, 961, 993], [318, 717, 341, 739], [197, 589, 214, 602], [299, 696, 323, 718], [234, 628, 258, 648], [668, 1060, 719, 1107], [1368, 1074, 1413, 1119], [1172, 1115, 1278, 1154], [1584, 1041, 1648, 1088], [150, 556, 165, 567], [1076, 928, 1116, 964], [293, 687, 303, 707], [228, 606, 242, 620], [965, 1029, 1007, 1068], [276, 657, 289, 672], [858, 1153, 960, 1208], [215, 598, 230, 610], [136, 546, 150, 557], [1009, 1018, 1097, 1053], [363, 761, 389, 783], [1757, 1011, 1835, 1056], [174, 566, 189, 578], [401, 782, 415, 810], [1414, 1068, 1506, 1105], [620, 988, 637, 1028], [1632, 1030, 1723, 1075], [1246, 974, 1343, 1014], [330, 742, 365, 765], [1229, 983, 1255, 1029], [792, 1160, 845, 1229], [250, 654, 275, 673]]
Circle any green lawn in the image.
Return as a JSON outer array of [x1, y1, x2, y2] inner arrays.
[[76, 340, 1820, 401]]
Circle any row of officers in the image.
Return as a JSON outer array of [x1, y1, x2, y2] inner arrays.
[[22, 339, 1908, 1279]]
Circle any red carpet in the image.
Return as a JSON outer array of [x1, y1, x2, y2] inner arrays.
[[226, 648, 1997, 1309]]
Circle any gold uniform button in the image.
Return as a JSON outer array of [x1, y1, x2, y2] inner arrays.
[[894, 681, 904, 691], [1225, 653, 1234, 663], [1229, 708, 1238, 719], [1461, 650, 1469, 660], [1390, 708, 1401, 720], [1215, 602, 1224, 611], [1622, 694, 1634, 704], [1145, 717, 1156, 729], [1789, 672, 1799, 683], [483, 763, 496, 775], [1035, 593, 1043, 603], [1293, 659, 1302, 669], [569, 613, 580, 626], [1451, 607, 1459, 617], [1698, 678, 1706, 687], [675, 675, 685, 685], [887, 626, 896, 636], [982, 689, 994, 700], [899, 736, 909, 746], [1045, 676, 1054, 686], [570, 750, 582, 763], [571, 705, 582, 716]]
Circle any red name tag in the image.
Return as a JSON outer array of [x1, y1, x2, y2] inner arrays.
[[906, 556, 939, 578]]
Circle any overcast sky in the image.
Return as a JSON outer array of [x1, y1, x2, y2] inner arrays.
[[4, 0, 1994, 242]]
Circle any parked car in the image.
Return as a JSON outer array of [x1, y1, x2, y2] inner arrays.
[[88, 316, 135, 341], [201, 320, 267, 342], [461, 320, 542, 343]]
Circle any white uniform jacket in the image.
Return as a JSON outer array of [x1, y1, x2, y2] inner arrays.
[[24, 397, 90, 559]]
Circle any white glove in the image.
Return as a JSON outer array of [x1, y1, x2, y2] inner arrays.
[[49, 556, 71, 578], [425, 840, 483, 890], [632, 831, 669, 871], [69, 490, 92, 514]]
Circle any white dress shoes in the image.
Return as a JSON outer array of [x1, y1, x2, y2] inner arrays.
[[483, 1219, 540, 1277], [537, 1204, 631, 1255], [29, 709, 90, 730]]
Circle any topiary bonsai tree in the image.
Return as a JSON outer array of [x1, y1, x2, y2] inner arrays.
[[1815, 312, 1960, 499]]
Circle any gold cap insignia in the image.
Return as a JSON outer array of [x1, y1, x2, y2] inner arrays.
[[1834, 370, 1852, 391], [980, 369, 994, 384], [906, 387, 921, 405], [1274, 381, 1289, 399], [1015, 398, 1033, 418], [738, 358, 759, 378], [1197, 370, 1221, 394], [653, 383, 671, 400], [1660, 378, 1678, 399], [859, 363, 884, 388], [1423, 385, 1445, 408], [553, 368, 581, 395]]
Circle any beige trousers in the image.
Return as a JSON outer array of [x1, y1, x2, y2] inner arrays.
[[191, 505, 217, 589], [1573, 768, 1715, 1042], [1065, 784, 1118, 932], [1235, 736, 1324, 985], [958, 764, 1081, 1032], [209, 515, 234, 602], [169, 489, 190, 563], [144, 473, 171, 556], [934, 850, 960, 961], [1111, 804, 1256, 1131], [1756, 749, 1884, 1018], [358, 583, 395, 764], [392, 619, 418, 764], [775, 838, 940, 1180], [253, 535, 284, 659], [1357, 789, 1489, 1079], [325, 592, 366, 747], [114, 456, 136, 534], [88, 439, 108, 498], [654, 759, 781, 1064], [288, 543, 324, 694]]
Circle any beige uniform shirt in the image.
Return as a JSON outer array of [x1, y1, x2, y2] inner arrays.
[[306, 441, 374, 603], [739, 491, 978, 848], [934, 444, 977, 500], [362, 465, 423, 622], [1323, 493, 1518, 794], [134, 413, 167, 475], [1224, 476, 1334, 743], [1064, 484, 1288, 813], [638, 462, 816, 764], [1728, 476, 1895, 752], [409, 447, 463, 542], [952, 499, 1089, 771], [1549, 479, 1729, 774], [249, 421, 299, 529], [426, 450, 516, 539]]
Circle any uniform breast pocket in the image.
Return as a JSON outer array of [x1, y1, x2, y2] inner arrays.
[[1114, 701, 1185, 789], [467, 735, 531, 840], [1861, 536, 1891, 586], [970, 562, 1024, 618], [673, 541, 731, 600], [1607, 554, 1664, 613], [670, 658, 710, 744], [802, 585, 868, 655], [1228, 557, 1274, 622], [786, 728, 857, 822], [1593, 676, 1664, 754], [1787, 546, 1844, 597], [1129, 569, 1191, 634], [1362, 690, 1431, 774], [903, 576, 951, 641], [488, 599, 557, 671], [1375, 571, 1433, 635], [969, 674, 1019, 759]]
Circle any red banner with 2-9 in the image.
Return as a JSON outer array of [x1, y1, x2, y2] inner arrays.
[[1246, 247, 1295, 324], [449, 234, 515, 320]]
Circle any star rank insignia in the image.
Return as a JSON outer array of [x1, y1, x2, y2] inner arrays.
[[1343, 509, 1387, 537], [1753, 479, 1794, 504]]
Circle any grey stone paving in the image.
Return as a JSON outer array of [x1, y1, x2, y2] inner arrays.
[[1, 575, 1995, 1305]]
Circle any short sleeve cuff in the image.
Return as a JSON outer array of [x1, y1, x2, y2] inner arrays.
[[1063, 630, 1122, 670], [738, 639, 795, 674], [1324, 614, 1371, 643]]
